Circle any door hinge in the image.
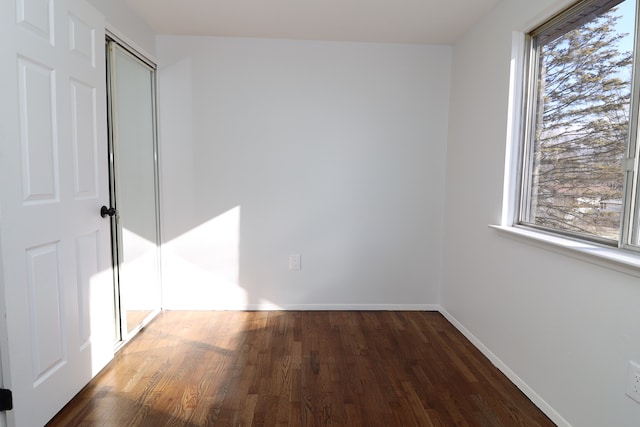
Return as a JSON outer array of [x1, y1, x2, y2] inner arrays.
[[0, 388, 12, 411]]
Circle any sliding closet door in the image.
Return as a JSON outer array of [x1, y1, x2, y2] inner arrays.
[[107, 41, 161, 338]]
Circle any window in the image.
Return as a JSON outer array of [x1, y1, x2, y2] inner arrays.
[[519, 0, 640, 249]]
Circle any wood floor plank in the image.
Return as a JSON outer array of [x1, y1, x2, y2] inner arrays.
[[46, 311, 555, 426]]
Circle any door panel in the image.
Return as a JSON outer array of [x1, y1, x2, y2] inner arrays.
[[70, 78, 99, 199], [69, 12, 96, 66], [16, 0, 54, 43], [25, 242, 65, 385], [75, 231, 100, 348], [0, 0, 114, 425], [17, 57, 58, 203]]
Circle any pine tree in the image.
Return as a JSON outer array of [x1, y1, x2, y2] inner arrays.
[[529, 7, 633, 240]]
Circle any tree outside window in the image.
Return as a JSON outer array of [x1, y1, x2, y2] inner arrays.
[[520, 0, 637, 245]]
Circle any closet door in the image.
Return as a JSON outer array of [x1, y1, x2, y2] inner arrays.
[[107, 41, 161, 339]]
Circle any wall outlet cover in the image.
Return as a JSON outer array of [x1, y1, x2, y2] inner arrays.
[[625, 361, 640, 404], [289, 254, 301, 271]]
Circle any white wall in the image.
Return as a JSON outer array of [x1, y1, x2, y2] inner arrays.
[[86, 0, 156, 57], [442, 0, 640, 426], [157, 36, 451, 310]]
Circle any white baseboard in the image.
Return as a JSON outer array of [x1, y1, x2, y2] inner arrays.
[[242, 303, 440, 311], [438, 307, 571, 427]]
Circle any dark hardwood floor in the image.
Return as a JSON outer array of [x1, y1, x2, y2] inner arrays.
[[47, 311, 554, 426]]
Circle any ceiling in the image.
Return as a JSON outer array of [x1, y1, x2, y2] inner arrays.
[[123, 0, 502, 44]]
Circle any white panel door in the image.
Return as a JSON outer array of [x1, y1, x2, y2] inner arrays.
[[0, 0, 114, 426]]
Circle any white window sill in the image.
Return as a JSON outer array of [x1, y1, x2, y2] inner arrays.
[[490, 225, 640, 278]]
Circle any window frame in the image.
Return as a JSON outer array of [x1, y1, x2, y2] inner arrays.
[[516, 0, 640, 251]]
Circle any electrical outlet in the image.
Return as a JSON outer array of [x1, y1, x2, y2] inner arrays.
[[289, 254, 301, 271], [626, 361, 640, 404]]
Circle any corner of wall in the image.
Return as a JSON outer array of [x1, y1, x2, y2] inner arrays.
[[438, 306, 571, 427]]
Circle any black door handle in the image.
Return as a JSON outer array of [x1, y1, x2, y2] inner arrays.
[[100, 205, 116, 218]]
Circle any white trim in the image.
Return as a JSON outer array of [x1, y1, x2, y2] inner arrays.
[[502, 31, 526, 226], [519, 0, 577, 34], [187, 304, 441, 311], [260, 304, 440, 311], [439, 307, 572, 427], [491, 224, 640, 278]]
